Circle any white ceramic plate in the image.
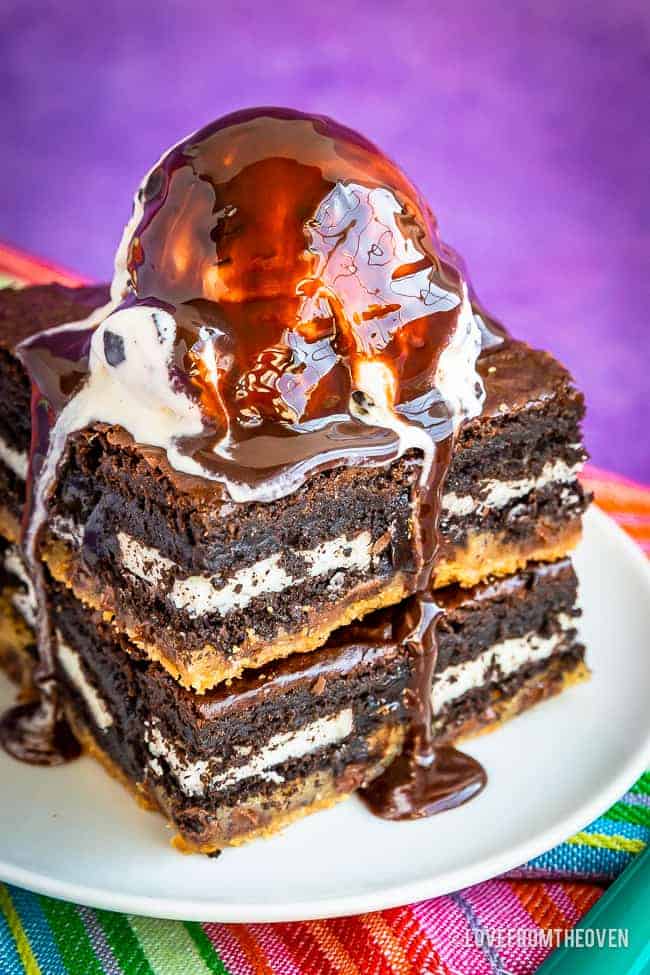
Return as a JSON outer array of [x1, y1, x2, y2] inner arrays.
[[1, 506, 649, 922]]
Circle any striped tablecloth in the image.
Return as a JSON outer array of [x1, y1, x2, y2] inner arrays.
[[1, 245, 649, 975]]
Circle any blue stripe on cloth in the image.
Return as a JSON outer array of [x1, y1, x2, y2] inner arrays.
[[525, 842, 635, 880], [7, 885, 67, 975], [622, 792, 650, 809], [0, 905, 24, 975], [451, 891, 508, 975]]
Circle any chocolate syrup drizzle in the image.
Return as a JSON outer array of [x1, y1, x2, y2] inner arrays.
[[0, 108, 500, 818], [358, 439, 486, 818], [359, 594, 485, 818]]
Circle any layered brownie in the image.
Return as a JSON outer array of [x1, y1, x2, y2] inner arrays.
[[0, 548, 585, 850], [0, 284, 587, 689], [437, 341, 588, 587], [0, 107, 591, 837]]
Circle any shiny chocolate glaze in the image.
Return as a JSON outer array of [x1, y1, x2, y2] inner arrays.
[[2, 108, 500, 818]]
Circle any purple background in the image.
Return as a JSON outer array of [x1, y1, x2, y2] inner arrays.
[[1, 1, 649, 479]]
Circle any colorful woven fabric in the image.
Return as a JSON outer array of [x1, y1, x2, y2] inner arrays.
[[0, 244, 649, 974]]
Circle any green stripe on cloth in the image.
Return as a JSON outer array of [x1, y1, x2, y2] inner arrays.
[[0, 885, 41, 975], [38, 894, 104, 975], [128, 914, 220, 975], [606, 801, 650, 827], [184, 922, 231, 975], [630, 771, 650, 795], [96, 909, 154, 975]]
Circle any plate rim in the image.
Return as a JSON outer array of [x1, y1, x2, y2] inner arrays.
[[1, 505, 650, 922]]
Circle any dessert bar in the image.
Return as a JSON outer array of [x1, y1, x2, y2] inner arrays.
[[0, 107, 592, 837], [0, 285, 587, 690], [0, 546, 585, 850]]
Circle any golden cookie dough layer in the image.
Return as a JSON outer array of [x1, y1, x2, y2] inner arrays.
[[433, 518, 583, 589], [42, 511, 582, 692], [69, 714, 405, 854], [43, 537, 411, 691], [0, 506, 20, 545]]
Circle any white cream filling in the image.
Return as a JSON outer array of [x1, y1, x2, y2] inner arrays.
[[117, 529, 372, 618], [442, 459, 583, 519], [432, 614, 574, 713], [145, 707, 354, 797], [48, 515, 84, 548], [3, 545, 37, 627], [0, 435, 28, 480], [55, 632, 114, 731]]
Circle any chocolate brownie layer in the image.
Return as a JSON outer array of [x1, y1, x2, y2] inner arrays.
[[40, 351, 587, 689], [0, 284, 588, 689], [44, 432, 417, 688], [0, 553, 586, 850], [434, 340, 589, 584], [0, 284, 110, 533]]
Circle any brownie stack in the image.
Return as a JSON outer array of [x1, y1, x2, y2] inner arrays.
[[0, 285, 589, 851], [0, 109, 590, 852]]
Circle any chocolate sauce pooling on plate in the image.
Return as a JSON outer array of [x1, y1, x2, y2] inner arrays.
[[1, 108, 500, 817], [359, 594, 486, 819]]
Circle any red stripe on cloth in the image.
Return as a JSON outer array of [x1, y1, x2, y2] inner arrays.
[[582, 472, 650, 512], [357, 911, 418, 975], [582, 464, 650, 494], [0, 241, 89, 287], [224, 924, 276, 975], [591, 494, 650, 519], [508, 881, 572, 931], [383, 904, 455, 975], [561, 882, 604, 917], [328, 915, 400, 975], [275, 921, 350, 975]]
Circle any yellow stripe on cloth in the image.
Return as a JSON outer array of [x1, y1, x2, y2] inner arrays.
[[567, 832, 647, 855], [0, 884, 41, 975]]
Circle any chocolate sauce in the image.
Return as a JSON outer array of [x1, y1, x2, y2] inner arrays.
[[1, 108, 499, 813], [0, 681, 80, 766], [115, 107, 474, 499], [360, 594, 485, 819], [360, 437, 487, 818]]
